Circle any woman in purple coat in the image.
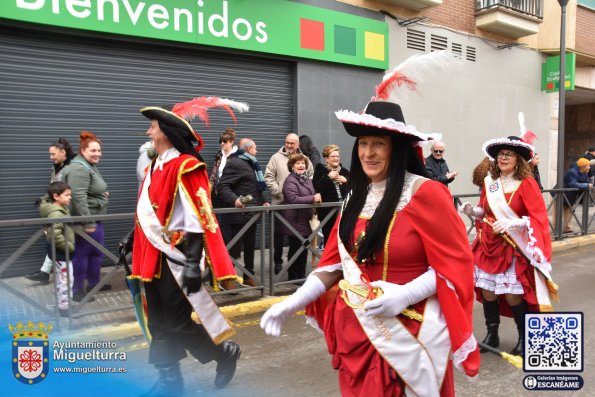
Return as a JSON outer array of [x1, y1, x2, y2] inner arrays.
[[282, 154, 322, 281]]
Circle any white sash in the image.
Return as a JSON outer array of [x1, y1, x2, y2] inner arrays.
[[137, 169, 234, 344], [337, 238, 450, 397], [484, 174, 554, 310]]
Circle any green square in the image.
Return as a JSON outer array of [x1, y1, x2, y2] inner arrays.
[[334, 25, 356, 56]]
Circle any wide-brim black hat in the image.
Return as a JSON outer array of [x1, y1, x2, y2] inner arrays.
[[483, 136, 534, 162], [140, 106, 201, 142], [335, 101, 440, 142]]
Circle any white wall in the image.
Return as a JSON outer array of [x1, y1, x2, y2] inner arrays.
[[388, 21, 552, 194]]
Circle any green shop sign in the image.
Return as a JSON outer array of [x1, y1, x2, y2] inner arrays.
[[541, 53, 576, 93], [1, 0, 388, 69]]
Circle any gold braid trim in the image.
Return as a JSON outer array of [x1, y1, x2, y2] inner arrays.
[[163, 158, 205, 229], [382, 212, 398, 281]]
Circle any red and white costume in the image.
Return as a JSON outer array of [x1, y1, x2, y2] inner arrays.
[[473, 174, 554, 314], [132, 148, 240, 343], [306, 173, 480, 397]]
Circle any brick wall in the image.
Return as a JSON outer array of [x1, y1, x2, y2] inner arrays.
[[575, 6, 595, 56]]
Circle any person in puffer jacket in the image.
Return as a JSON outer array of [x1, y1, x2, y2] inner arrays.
[[39, 181, 75, 316]]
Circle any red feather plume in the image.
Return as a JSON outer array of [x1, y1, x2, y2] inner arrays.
[[521, 130, 537, 146], [172, 97, 249, 127], [374, 72, 417, 101]]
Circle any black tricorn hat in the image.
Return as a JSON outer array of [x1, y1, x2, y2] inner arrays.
[[335, 101, 439, 142], [140, 106, 200, 142], [483, 136, 534, 162]]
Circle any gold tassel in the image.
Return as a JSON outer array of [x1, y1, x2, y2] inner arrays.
[[547, 279, 560, 303]]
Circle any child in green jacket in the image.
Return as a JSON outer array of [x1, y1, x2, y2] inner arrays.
[[39, 181, 75, 315]]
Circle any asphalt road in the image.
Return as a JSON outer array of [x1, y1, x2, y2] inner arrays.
[[124, 244, 593, 397]]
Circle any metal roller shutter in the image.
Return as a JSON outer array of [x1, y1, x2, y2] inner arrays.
[[0, 23, 294, 277]]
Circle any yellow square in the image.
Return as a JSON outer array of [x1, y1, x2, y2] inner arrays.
[[565, 80, 571, 88], [365, 31, 385, 61]]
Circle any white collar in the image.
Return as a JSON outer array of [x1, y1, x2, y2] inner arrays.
[[154, 147, 180, 171]]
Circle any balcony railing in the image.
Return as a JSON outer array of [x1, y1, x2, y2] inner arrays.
[[476, 0, 544, 19]]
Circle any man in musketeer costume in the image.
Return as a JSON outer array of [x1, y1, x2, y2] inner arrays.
[[127, 97, 248, 395]]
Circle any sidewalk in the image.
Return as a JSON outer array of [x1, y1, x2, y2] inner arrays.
[[2, 234, 594, 344]]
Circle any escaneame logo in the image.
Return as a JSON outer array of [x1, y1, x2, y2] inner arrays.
[[9, 321, 52, 385]]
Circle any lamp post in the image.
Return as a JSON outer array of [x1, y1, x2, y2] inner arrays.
[[555, 0, 568, 239]]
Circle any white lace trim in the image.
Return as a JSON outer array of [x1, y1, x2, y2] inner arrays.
[[474, 261, 524, 295], [523, 216, 552, 274], [335, 110, 441, 142], [359, 172, 421, 218], [311, 263, 343, 274], [438, 272, 458, 296], [452, 333, 478, 372], [500, 173, 521, 193], [361, 179, 386, 218], [305, 315, 324, 333]]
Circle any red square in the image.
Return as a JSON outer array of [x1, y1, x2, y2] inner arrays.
[[300, 18, 324, 51]]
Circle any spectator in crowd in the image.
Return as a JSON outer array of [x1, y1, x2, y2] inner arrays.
[[136, 141, 157, 183], [585, 147, 595, 181], [39, 181, 75, 316], [217, 138, 269, 288], [559, 158, 593, 233], [63, 131, 110, 302], [264, 133, 313, 274], [313, 144, 350, 245], [462, 135, 555, 357], [425, 141, 458, 186], [128, 99, 243, 395], [262, 101, 480, 395], [529, 152, 544, 190], [210, 128, 237, 242], [26, 138, 76, 283], [299, 135, 322, 166], [282, 154, 321, 281]]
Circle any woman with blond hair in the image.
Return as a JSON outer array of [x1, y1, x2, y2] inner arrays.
[[313, 144, 350, 243]]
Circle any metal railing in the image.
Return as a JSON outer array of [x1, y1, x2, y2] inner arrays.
[[1, 188, 592, 324], [475, 0, 544, 18]]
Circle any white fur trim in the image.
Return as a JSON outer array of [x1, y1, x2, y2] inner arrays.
[[335, 110, 442, 142], [482, 137, 535, 160]]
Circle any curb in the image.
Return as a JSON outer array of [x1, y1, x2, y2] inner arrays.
[[62, 235, 593, 343], [56, 296, 287, 342]]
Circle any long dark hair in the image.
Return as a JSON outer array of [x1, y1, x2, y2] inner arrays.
[[339, 135, 429, 263], [159, 121, 204, 162]]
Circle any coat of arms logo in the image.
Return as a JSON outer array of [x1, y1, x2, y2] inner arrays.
[[9, 321, 53, 385]]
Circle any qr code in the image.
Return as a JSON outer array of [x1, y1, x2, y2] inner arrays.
[[525, 312, 583, 372]]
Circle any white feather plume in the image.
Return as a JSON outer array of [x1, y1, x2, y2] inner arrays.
[[375, 50, 461, 102], [518, 112, 527, 135]]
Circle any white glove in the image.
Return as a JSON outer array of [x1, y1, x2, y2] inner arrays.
[[460, 201, 484, 218], [261, 275, 326, 337], [363, 268, 436, 318], [492, 217, 528, 234]]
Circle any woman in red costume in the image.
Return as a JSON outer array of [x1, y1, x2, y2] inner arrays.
[[261, 99, 480, 396], [462, 134, 556, 357]]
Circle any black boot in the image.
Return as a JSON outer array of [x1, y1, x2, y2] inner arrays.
[[25, 271, 50, 284], [214, 341, 241, 389], [480, 299, 500, 353], [141, 363, 183, 397], [509, 300, 528, 356]]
